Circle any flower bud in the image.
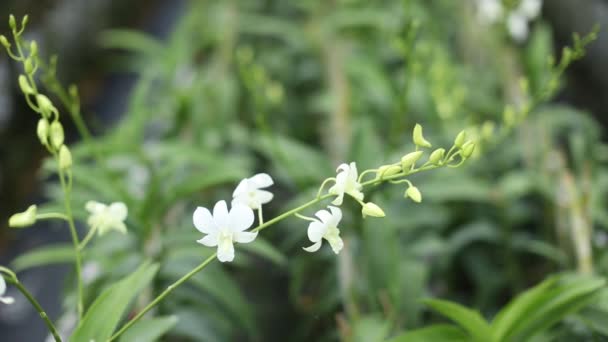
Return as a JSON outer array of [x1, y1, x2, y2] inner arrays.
[[405, 186, 422, 203], [361, 202, 386, 218], [462, 142, 476, 158], [29, 41, 38, 57], [401, 151, 424, 170], [21, 15, 28, 29], [8, 205, 37, 228], [454, 130, 466, 148], [9, 15, 16, 31], [37, 118, 49, 146], [24, 58, 34, 74], [36, 94, 56, 118], [18, 75, 33, 94], [428, 148, 445, 165], [49, 121, 64, 150], [59, 145, 72, 170], [0, 35, 10, 49], [376, 165, 401, 179], [413, 124, 432, 148]]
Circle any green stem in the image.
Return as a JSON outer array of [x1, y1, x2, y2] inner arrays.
[[58, 165, 84, 318], [10, 279, 62, 342], [107, 253, 217, 342], [78, 225, 98, 251], [36, 212, 69, 221]]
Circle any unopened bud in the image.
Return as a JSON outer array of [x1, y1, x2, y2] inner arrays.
[[428, 148, 445, 165], [462, 142, 476, 158], [413, 124, 432, 148], [36, 94, 56, 118], [59, 145, 72, 170], [8, 205, 37, 228], [8, 15, 16, 31], [18, 75, 33, 94], [454, 130, 466, 148], [401, 151, 424, 170], [361, 202, 386, 218], [29, 41, 38, 57], [376, 165, 401, 179], [0, 35, 10, 49], [24, 58, 34, 74], [405, 186, 422, 203], [37, 118, 49, 146], [21, 15, 28, 29], [49, 121, 64, 150]]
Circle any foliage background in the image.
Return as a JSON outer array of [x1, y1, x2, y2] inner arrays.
[[1, 0, 608, 341]]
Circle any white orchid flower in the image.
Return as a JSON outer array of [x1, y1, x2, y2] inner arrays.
[[518, 0, 542, 19], [232, 173, 274, 210], [194, 200, 257, 262], [476, 0, 503, 24], [0, 276, 14, 304], [85, 201, 128, 236], [328, 162, 364, 206], [303, 206, 344, 254], [507, 12, 529, 42]]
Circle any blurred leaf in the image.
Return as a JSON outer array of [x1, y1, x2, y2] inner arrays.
[[351, 315, 390, 342], [71, 262, 159, 342], [11, 244, 74, 271], [423, 298, 492, 341], [239, 237, 288, 267], [388, 324, 468, 342], [119, 315, 178, 342]]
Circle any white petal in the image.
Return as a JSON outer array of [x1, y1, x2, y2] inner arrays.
[[331, 193, 344, 206], [255, 190, 274, 205], [232, 179, 250, 197], [0, 277, 6, 295], [193, 206, 215, 234], [348, 162, 359, 181], [85, 201, 105, 214], [303, 240, 322, 253], [197, 234, 218, 247], [249, 173, 274, 188], [111, 222, 127, 234], [229, 204, 254, 231], [315, 209, 332, 225], [217, 239, 235, 262], [108, 202, 128, 221], [213, 200, 230, 227], [327, 206, 342, 226], [307, 221, 325, 242], [234, 231, 258, 244], [336, 163, 349, 173], [0, 296, 14, 304], [349, 189, 365, 202]]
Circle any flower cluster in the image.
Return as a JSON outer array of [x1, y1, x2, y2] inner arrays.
[[475, 0, 543, 41]]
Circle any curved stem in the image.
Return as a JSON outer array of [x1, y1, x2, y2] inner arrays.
[[10, 279, 62, 342], [257, 206, 264, 225], [316, 178, 336, 199], [78, 226, 98, 251], [108, 254, 217, 342], [36, 212, 69, 221]]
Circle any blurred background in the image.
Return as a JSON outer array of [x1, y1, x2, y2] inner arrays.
[[1, 0, 608, 341]]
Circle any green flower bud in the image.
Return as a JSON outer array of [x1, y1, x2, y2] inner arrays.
[[49, 121, 64, 150], [0, 35, 10, 49], [59, 145, 72, 170], [401, 151, 424, 170], [428, 148, 445, 165], [462, 142, 476, 159], [18, 75, 33, 94], [405, 186, 422, 203], [21, 15, 28, 29], [9, 15, 16, 31], [413, 124, 432, 148], [24, 58, 34, 74], [481, 121, 495, 139], [454, 130, 466, 148], [37, 118, 49, 146], [376, 165, 401, 179], [361, 202, 386, 218], [36, 94, 56, 118], [29, 41, 38, 57], [8, 205, 37, 228]]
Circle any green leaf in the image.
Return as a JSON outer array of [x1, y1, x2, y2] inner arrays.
[[423, 298, 492, 342], [118, 315, 178, 342], [238, 237, 288, 267], [99, 29, 164, 56], [491, 274, 605, 341], [351, 315, 390, 342], [11, 244, 74, 271], [71, 262, 159, 342], [388, 324, 468, 342]]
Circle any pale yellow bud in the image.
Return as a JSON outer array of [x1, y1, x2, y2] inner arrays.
[[24, 58, 34, 74], [361, 202, 386, 218], [8, 15, 16, 31], [454, 130, 466, 148], [405, 186, 422, 203], [36, 94, 56, 117], [413, 124, 432, 148], [400, 151, 424, 170], [18, 75, 33, 94], [29, 41, 38, 57], [428, 148, 445, 165], [49, 121, 64, 150], [376, 165, 401, 179], [59, 145, 72, 170], [462, 142, 476, 159], [37, 118, 49, 146], [0, 35, 10, 49], [8, 205, 37, 228]]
